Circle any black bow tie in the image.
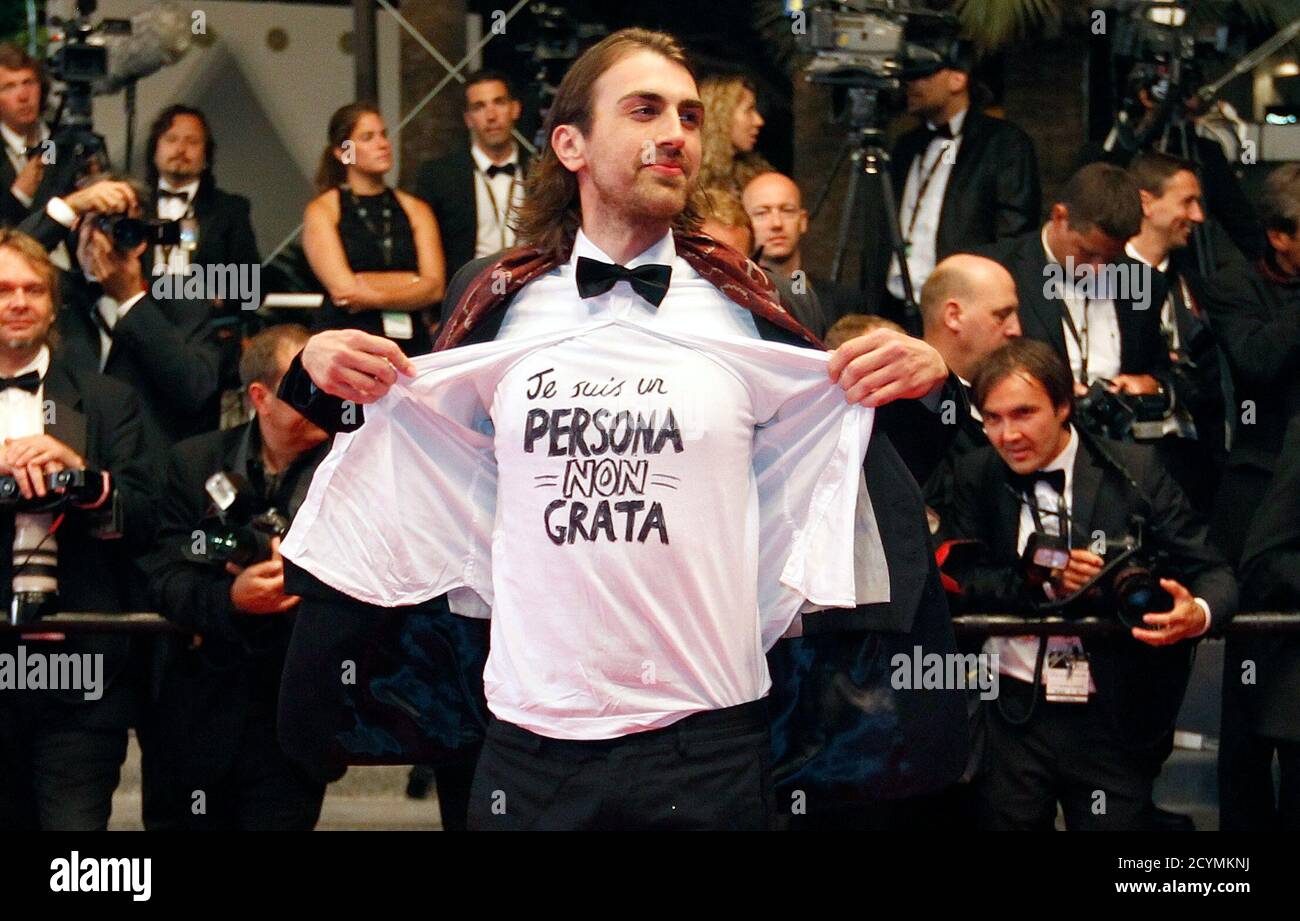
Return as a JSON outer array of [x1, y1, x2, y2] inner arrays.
[[575, 257, 672, 308], [1008, 468, 1066, 497], [924, 122, 954, 143], [157, 188, 191, 201], [485, 163, 516, 179], [0, 370, 41, 394]]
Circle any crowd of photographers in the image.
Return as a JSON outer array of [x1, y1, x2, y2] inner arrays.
[[0, 34, 1297, 831]]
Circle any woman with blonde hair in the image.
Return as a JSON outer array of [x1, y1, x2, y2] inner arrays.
[[698, 75, 773, 196], [303, 103, 445, 356]]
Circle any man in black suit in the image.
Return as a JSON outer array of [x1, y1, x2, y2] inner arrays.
[[982, 163, 1175, 417], [918, 253, 1021, 517], [0, 230, 155, 829], [55, 178, 224, 452], [1124, 151, 1229, 508], [873, 42, 1039, 328], [942, 339, 1236, 830], [1201, 162, 1300, 565], [139, 324, 328, 830], [1227, 412, 1300, 830], [413, 70, 532, 285], [741, 170, 860, 324], [0, 44, 81, 230]]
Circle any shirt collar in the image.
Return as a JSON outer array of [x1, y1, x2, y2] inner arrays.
[[1125, 240, 1169, 272], [470, 142, 519, 174], [570, 227, 676, 272], [158, 177, 200, 198], [926, 105, 968, 136], [1041, 425, 1078, 476], [1, 120, 46, 156], [6, 344, 50, 381]]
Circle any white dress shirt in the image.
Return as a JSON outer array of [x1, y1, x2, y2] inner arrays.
[[1043, 225, 1122, 384], [0, 345, 55, 595], [1125, 240, 1185, 350], [470, 143, 524, 258], [155, 178, 200, 276], [888, 106, 968, 300], [283, 229, 889, 740]]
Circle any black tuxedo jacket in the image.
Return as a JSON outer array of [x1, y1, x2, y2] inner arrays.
[[412, 145, 532, 284], [144, 178, 260, 275], [138, 422, 327, 783], [56, 275, 224, 452], [0, 133, 79, 228], [0, 357, 155, 728], [891, 108, 1041, 257], [277, 252, 972, 799], [942, 433, 1237, 752], [981, 229, 1172, 380]]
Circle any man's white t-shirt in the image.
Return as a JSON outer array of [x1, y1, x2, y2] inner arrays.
[[283, 232, 886, 740]]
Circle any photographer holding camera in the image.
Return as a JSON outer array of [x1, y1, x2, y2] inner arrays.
[[0, 229, 155, 830], [138, 324, 328, 830], [939, 338, 1236, 830], [47, 174, 224, 452]]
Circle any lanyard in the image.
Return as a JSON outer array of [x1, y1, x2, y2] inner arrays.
[[901, 135, 957, 249], [1057, 292, 1091, 385], [479, 168, 519, 251]]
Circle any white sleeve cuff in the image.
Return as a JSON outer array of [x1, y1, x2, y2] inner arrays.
[[1193, 597, 1212, 636], [11, 184, 33, 209], [45, 196, 78, 228]]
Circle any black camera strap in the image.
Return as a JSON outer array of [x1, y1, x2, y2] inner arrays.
[[1058, 293, 1091, 385]]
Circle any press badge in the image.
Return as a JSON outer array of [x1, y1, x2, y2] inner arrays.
[[381, 311, 414, 340], [1044, 648, 1090, 703]]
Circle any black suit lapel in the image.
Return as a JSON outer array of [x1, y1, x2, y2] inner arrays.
[[1069, 438, 1106, 546], [41, 361, 89, 461], [456, 147, 478, 242], [1020, 235, 1071, 359]]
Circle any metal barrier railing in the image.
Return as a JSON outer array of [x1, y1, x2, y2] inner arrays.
[[3, 612, 1298, 636]]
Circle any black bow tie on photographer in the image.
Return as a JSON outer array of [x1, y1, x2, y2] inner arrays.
[[1009, 468, 1066, 497], [156, 188, 191, 201], [0, 370, 41, 394], [485, 163, 516, 179], [924, 122, 954, 143], [576, 257, 672, 308]]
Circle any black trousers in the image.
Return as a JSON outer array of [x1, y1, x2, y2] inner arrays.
[[468, 699, 773, 830], [976, 677, 1154, 830], [0, 716, 127, 831], [145, 699, 326, 831]]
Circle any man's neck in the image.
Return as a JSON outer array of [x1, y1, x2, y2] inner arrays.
[[1042, 425, 1073, 470], [926, 96, 969, 128], [0, 344, 42, 378], [346, 170, 385, 195], [761, 249, 801, 277], [475, 138, 516, 166], [930, 337, 974, 383], [580, 214, 671, 266], [2, 120, 38, 148], [257, 424, 302, 477], [1128, 227, 1172, 268]]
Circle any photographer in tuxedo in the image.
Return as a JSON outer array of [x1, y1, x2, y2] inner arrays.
[[873, 40, 1039, 328], [0, 230, 154, 829], [413, 71, 531, 284], [941, 339, 1236, 830], [138, 324, 328, 830], [0, 44, 80, 229], [54, 176, 224, 452]]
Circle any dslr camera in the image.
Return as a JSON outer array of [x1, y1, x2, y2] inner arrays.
[[182, 472, 289, 568]]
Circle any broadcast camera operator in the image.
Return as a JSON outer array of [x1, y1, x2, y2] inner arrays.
[[138, 324, 328, 830], [0, 229, 154, 830], [0, 44, 79, 228], [938, 338, 1236, 830]]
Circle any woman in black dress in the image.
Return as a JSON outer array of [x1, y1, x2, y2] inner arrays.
[[304, 103, 445, 356]]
